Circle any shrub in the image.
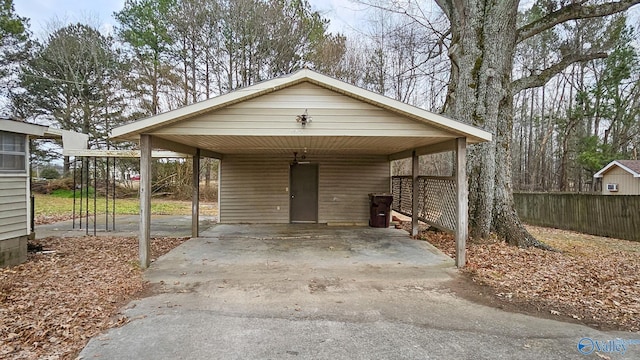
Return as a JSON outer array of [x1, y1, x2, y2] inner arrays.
[[40, 167, 61, 180]]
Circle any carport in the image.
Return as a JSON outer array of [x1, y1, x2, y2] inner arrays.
[[110, 69, 492, 269]]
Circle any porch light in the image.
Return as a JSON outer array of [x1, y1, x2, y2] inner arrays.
[[296, 109, 312, 127]]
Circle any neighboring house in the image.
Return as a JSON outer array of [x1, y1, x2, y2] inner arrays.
[[111, 69, 493, 268], [594, 160, 640, 195], [0, 118, 87, 267]]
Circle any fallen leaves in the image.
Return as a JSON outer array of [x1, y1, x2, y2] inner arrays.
[[4, 223, 639, 358], [422, 226, 640, 332], [34, 214, 75, 225], [0, 236, 188, 359]]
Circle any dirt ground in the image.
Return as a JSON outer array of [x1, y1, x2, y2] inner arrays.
[[0, 236, 189, 359], [421, 225, 640, 332]]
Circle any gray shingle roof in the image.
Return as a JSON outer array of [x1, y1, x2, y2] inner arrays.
[[617, 160, 640, 174]]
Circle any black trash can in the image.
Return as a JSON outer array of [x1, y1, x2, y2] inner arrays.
[[369, 193, 393, 228]]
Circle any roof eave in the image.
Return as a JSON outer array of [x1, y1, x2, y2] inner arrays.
[[0, 119, 48, 136]]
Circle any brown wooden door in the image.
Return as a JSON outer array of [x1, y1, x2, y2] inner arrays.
[[290, 164, 318, 223]]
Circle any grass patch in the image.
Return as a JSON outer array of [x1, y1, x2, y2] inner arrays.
[[34, 193, 217, 218], [50, 188, 95, 198], [526, 225, 640, 255]]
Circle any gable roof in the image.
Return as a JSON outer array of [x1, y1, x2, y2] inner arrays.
[[594, 160, 640, 178], [111, 69, 492, 144]]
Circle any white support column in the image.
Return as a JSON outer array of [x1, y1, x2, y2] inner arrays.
[[139, 134, 152, 269], [217, 161, 222, 222], [412, 150, 419, 236], [455, 137, 468, 267], [192, 149, 200, 238]]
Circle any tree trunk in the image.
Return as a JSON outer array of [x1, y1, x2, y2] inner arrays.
[[437, 0, 549, 248], [63, 156, 71, 176], [204, 158, 211, 188], [152, 52, 160, 115]]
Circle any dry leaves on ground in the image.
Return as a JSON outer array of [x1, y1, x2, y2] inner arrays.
[[0, 236, 188, 359], [34, 214, 75, 226], [422, 226, 640, 331]]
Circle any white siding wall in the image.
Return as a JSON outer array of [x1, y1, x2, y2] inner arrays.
[[220, 155, 389, 224], [152, 82, 452, 138], [0, 175, 28, 241], [602, 167, 640, 195]]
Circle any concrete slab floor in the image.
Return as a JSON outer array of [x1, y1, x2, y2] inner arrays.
[[35, 215, 218, 239], [72, 223, 639, 360]]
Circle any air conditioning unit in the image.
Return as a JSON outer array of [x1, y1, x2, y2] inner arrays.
[[606, 183, 618, 192]]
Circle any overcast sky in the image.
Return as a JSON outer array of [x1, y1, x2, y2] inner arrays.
[[13, 1, 639, 42], [14, 0, 372, 38]]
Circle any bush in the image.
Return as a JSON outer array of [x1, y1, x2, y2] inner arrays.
[[31, 177, 73, 195], [40, 167, 61, 180], [200, 183, 218, 202], [47, 178, 75, 192]]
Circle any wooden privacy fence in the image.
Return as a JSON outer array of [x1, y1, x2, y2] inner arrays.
[[514, 193, 640, 242], [391, 176, 457, 232]]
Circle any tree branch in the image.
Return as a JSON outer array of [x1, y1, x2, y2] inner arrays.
[[517, 0, 640, 43], [512, 52, 607, 93]]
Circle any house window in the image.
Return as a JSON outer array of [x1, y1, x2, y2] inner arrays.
[[0, 131, 27, 172]]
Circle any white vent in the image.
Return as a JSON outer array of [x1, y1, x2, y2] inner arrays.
[[606, 183, 618, 192]]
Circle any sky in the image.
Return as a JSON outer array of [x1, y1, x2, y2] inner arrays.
[[14, 0, 372, 38], [13, 0, 640, 43], [15, 0, 125, 36]]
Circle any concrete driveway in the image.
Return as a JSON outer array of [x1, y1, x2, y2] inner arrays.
[[78, 225, 638, 360], [35, 214, 218, 239]]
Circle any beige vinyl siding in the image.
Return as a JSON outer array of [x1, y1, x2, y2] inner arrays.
[[220, 155, 290, 223], [602, 167, 640, 195], [0, 175, 28, 240], [318, 155, 389, 225], [220, 154, 389, 224], [151, 83, 452, 138]]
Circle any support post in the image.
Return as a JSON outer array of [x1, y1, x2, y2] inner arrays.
[[93, 157, 97, 236], [139, 134, 152, 269], [411, 150, 419, 236], [105, 157, 109, 231], [72, 158, 77, 229], [192, 149, 200, 238], [85, 157, 89, 235], [455, 137, 468, 267]]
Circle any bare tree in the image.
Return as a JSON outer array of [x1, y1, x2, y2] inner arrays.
[[432, 0, 639, 246]]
